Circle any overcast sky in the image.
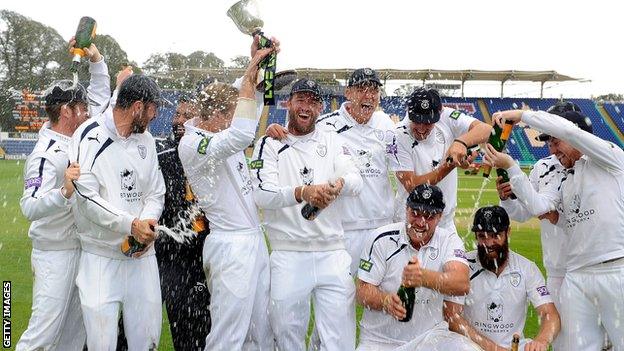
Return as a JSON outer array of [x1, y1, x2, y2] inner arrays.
[[4, 0, 622, 98]]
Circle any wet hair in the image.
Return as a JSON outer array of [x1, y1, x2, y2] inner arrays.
[[116, 75, 162, 109], [44, 101, 83, 124], [198, 82, 238, 121]]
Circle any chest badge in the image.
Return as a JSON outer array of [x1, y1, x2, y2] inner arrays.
[[509, 272, 521, 287]]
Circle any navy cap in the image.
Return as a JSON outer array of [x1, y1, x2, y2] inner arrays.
[[290, 78, 322, 101], [407, 88, 442, 124], [537, 101, 584, 141], [472, 206, 510, 233], [44, 80, 97, 107], [348, 68, 382, 87], [406, 184, 445, 214], [537, 110, 593, 142]]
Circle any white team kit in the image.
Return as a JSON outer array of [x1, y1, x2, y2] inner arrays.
[[357, 222, 478, 351], [70, 105, 166, 349], [509, 110, 624, 350], [316, 104, 397, 275], [251, 127, 363, 351], [392, 107, 476, 233], [454, 250, 553, 349], [16, 58, 110, 351], [178, 98, 273, 350]]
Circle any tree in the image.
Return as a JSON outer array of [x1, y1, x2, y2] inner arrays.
[[230, 55, 249, 68], [143, 51, 224, 90], [595, 93, 624, 103]]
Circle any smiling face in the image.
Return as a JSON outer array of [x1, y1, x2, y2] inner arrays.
[[405, 207, 441, 248], [286, 92, 323, 136], [476, 229, 510, 272], [409, 120, 436, 141], [345, 83, 381, 123], [547, 137, 582, 168]]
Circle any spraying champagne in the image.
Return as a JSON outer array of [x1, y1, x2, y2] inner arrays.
[[70, 17, 97, 72]]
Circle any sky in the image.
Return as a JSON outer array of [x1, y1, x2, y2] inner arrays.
[[4, 0, 623, 98]]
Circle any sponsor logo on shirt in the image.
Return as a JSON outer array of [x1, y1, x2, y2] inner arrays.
[[24, 177, 42, 189], [536, 285, 550, 296], [197, 137, 212, 155], [454, 249, 467, 260], [300, 167, 314, 185], [120, 169, 142, 203], [249, 160, 264, 169], [487, 301, 503, 322], [236, 161, 253, 196], [566, 194, 596, 229], [355, 149, 382, 178], [359, 259, 373, 272], [449, 110, 462, 120]]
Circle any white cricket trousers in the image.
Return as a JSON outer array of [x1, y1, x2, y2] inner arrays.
[[76, 251, 161, 350], [559, 258, 624, 350], [16, 248, 85, 351], [270, 249, 355, 351], [202, 228, 273, 351], [546, 275, 564, 351]]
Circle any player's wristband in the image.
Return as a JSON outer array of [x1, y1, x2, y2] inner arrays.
[[453, 139, 468, 150]]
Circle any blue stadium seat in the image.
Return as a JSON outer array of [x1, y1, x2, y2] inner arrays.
[[0, 139, 37, 155]]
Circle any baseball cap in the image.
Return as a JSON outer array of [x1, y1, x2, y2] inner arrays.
[[347, 68, 382, 87], [471, 206, 510, 233], [536, 110, 593, 142], [546, 101, 582, 115], [44, 80, 99, 107], [406, 184, 445, 214], [406, 88, 442, 124], [117, 74, 169, 108], [290, 78, 322, 101]]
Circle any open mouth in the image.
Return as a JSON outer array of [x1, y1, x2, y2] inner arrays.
[[297, 112, 311, 121], [360, 102, 374, 113]]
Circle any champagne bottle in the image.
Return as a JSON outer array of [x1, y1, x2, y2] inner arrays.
[[301, 182, 336, 221], [121, 236, 146, 257], [120, 225, 153, 257], [482, 120, 514, 178], [71, 17, 97, 71], [397, 284, 416, 322], [511, 333, 520, 351], [495, 168, 517, 199]]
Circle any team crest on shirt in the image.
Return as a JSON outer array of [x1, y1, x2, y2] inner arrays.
[[316, 144, 327, 157], [300, 167, 314, 185], [487, 301, 504, 322], [374, 129, 385, 141], [428, 247, 439, 261], [137, 145, 147, 159], [509, 272, 521, 287], [435, 130, 444, 144]]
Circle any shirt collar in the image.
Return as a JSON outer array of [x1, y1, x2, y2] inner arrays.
[[39, 121, 71, 144], [183, 117, 210, 138]]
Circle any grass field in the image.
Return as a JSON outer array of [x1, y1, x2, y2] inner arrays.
[[0, 159, 544, 349]]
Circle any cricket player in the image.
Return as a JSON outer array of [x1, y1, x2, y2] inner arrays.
[[266, 68, 397, 277], [251, 78, 363, 350], [357, 184, 478, 351], [495, 101, 581, 350], [392, 88, 491, 233], [69, 73, 166, 349], [444, 206, 560, 351], [16, 41, 110, 351], [178, 40, 277, 350], [486, 108, 624, 350]]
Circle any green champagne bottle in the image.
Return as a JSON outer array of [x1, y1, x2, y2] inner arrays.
[[482, 120, 514, 178], [397, 284, 415, 322], [71, 17, 97, 71]]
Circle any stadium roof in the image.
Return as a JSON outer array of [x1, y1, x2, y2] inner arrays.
[[152, 68, 583, 97]]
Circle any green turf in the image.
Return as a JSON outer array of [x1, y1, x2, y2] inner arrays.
[[0, 159, 545, 349]]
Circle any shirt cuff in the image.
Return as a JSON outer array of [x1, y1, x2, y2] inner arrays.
[[234, 98, 258, 121], [88, 57, 106, 72]]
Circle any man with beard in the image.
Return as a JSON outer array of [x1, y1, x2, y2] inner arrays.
[[392, 88, 491, 233], [69, 74, 166, 348], [17, 41, 109, 351], [178, 40, 277, 350], [485, 107, 624, 350], [153, 94, 211, 349], [251, 78, 363, 350], [356, 184, 477, 351], [444, 206, 560, 351], [495, 101, 581, 350]]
